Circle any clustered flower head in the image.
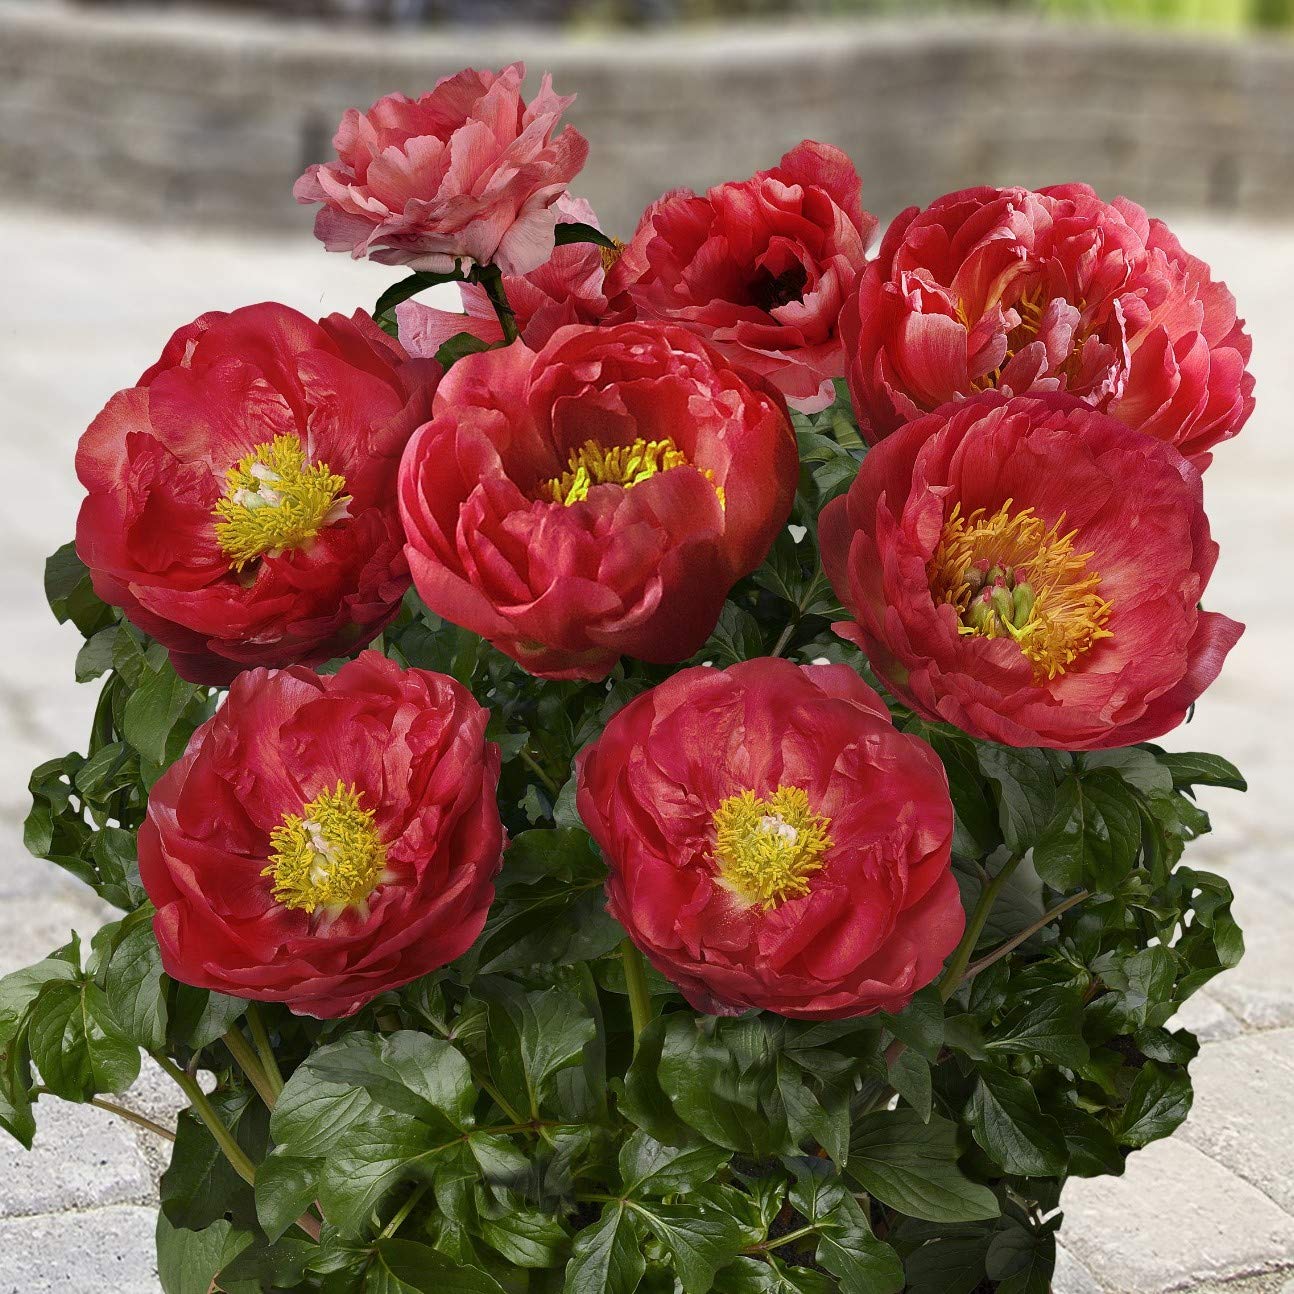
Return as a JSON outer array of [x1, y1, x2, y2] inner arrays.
[[65, 64, 1251, 1027]]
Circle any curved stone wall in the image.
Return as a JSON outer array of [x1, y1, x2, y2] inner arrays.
[[1, 3, 1291, 236]]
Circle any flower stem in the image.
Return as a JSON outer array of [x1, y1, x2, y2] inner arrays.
[[939, 854, 1023, 1001], [380, 1182, 431, 1240], [964, 888, 1091, 982], [473, 264, 519, 344], [621, 939, 653, 1054], [771, 619, 798, 658], [520, 746, 561, 798], [32, 1087, 176, 1142], [151, 1052, 256, 1188], [223, 1025, 279, 1110], [245, 1005, 284, 1102]]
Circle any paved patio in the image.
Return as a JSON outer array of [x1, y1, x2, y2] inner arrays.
[[0, 207, 1290, 1293]]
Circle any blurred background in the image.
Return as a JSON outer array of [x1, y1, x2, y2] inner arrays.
[[1, 1, 1292, 1292]]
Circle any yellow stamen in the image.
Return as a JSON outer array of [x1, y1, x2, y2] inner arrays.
[[959, 286, 1083, 393], [928, 500, 1113, 681], [263, 782, 386, 914], [712, 786, 832, 910], [599, 237, 626, 273], [537, 437, 723, 508], [214, 434, 350, 571]]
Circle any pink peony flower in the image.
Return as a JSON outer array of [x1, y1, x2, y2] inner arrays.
[[608, 141, 877, 413], [293, 63, 589, 278], [396, 195, 632, 354], [843, 184, 1254, 466]]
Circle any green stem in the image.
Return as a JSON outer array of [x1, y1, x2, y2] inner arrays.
[[33, 1088, 176, 1142], [473, 264, 519, 344], [752, 1223, 821, 1254], [520, 747, 561, 798], [245, 1005, 284, 1102], [964, 889, 1091, 981], [381, 1182, 431, 1240], [223, 1025, 279, 1109], [771, 618, 798, 658], [152, 1053, 256, 1187], [621, 939, 654, 1054], [940, 855, 1023, 1001]]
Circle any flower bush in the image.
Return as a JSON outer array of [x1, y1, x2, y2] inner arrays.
[[4, 63, 1253, 1294]]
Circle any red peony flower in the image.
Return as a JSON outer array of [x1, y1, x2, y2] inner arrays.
[[576, 658, 960, 1019], [139, 652, 503, 1018], [398, 321, 798, 680], [820, 392, 1243, 750], [843, 184, 1254, 466], [396, 194, 633, 354], [608, 141, 876, 413], [75, 303, 438, 686], [293, 64, 589, 278]]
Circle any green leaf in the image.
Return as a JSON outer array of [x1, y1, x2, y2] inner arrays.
[[121, 663, 203, 767], [553, 221, 618, 251], [1153, 750, 1246, 792], [1052, 1106, 1124, 1178], [565, 1203, 645, 1294], [986, 1218, 1056, 1293], [161, 1088, 267, 1230], [966, 1066, 1068, 1177], [26, 977, 140, 1100], [619, 1129, 732, 1196], [1119, 1062, 1193, 1148], [434, 331, 494, 370], [887, 1049, 932, 1122], [478, 982, 597, 1121], [45, 541, 115, 637], [102, 910, 167, 1050], [270, 1031, 476, 1234], [472, 829, 620, 975], [903, 1237, 988, 1294], [1, 1032, 36, 1148], [846, 1109, 999, 1224], [815, 1190, 904, 1293], [1033, 771, 1141, 892], [476, 1191, 569, 1268], [977, 746, 1058, 855], [878, 986, 944, 1060], [256, 1150, 321, 1243], [156, 1215, 252, 1294], [0, 953, 79, 1039], [907, 723, 1000, 859], [985, 989, 1089, 1068], [364, 1239, 507, 1293], [628, 1188, 748, 1294], [689, 603, 766, 667], [657, 1016, 788, 1157], [373, 269, 465, 325]]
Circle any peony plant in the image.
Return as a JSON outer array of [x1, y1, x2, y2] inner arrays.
[[4, 62, 1254, 1294]]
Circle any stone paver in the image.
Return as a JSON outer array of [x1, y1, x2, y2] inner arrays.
[[0, 1099, 153, 1217], [1, 207, 1292, 1292], [1061, 1138, 1294, 1291], [0, 1205, 159, 1294]]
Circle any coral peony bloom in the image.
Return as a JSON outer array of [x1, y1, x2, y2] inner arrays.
[[293, 64, 589, 278], [398, 321, 798, 680], [139, 652, 503, 1018], [609, 141, 877, 413], [76, 303, 438, 686], [820, 392, 1243, 750], [576, 658, 961, 1019], [843, 184, 1254, 465], [397, 194, 633, 354]]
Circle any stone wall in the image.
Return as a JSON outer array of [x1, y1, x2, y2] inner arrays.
[[1, 2, 1292, 236]]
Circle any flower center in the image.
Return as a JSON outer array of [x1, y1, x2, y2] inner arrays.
[[712, 786, 833, 909], [599, 237, 626, 273], [928, 500, 1113, 681], [263, 782, 386, 914], [750, 264, 809, 312], [538, 437, 722, 508], [213, 434, 351, 571]]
